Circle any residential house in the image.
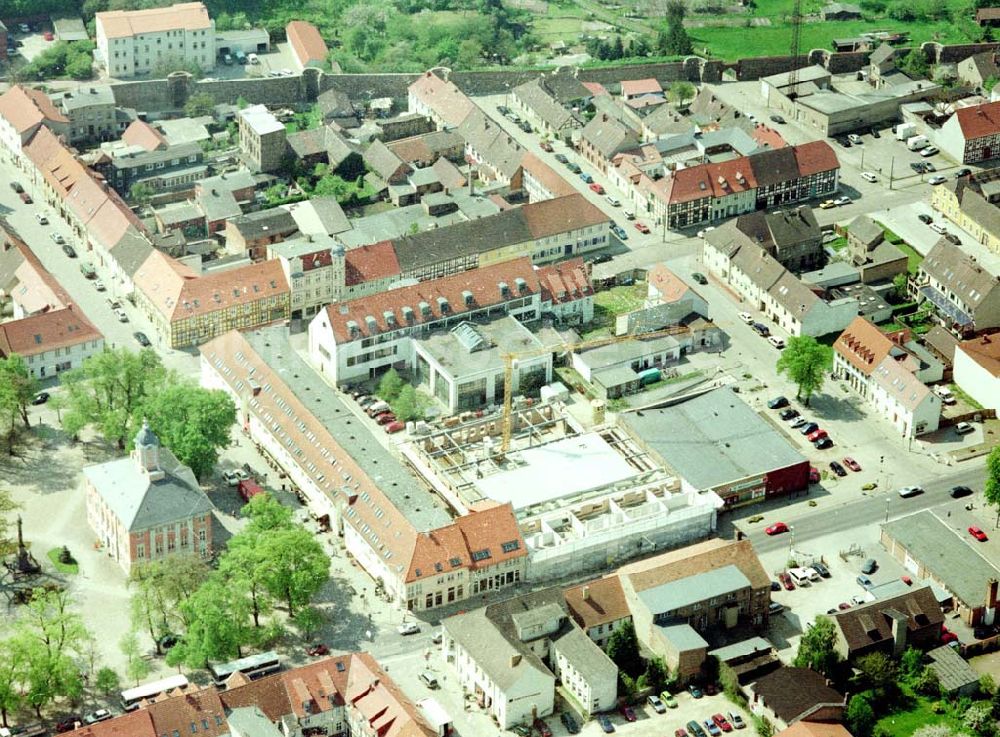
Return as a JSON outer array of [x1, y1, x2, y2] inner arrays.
[[730, 206, 825, 272], [237, 104, 287, 173], [511, 78, 584, 142], [407, 71, 475, 130], [565, 538, 772, 682], [931, 167, 1000, 257], [201, 327, 529, 612], [364, 139, 413, 188], [938, 100, 1000, 164], [821, 2, 862, 19], [571, 334, 683, 399], [708, 637, 781, 687], [457, 108, 525, 185], [621, 78, 663, 101], [95, 2, 215, 78], [881, 510, 1000, 626], [84, 421, 214, 573], [578, 113, 641, 174], [224, 208, 299, 260], [914, 238, 1000, 332], [387, 130, 465, 167], [267, 235, 345, 321], [641, 105, 696, 142], [285, 21, 327, 71], [443, 588, 616, 729], [829, 584, 944, 658], [281, 196, 352, 238], [52, 85, 119, 144], [342, 241, 402, 300], [0, 85, 69, 163], [748, 667, 845, 731], [315, 89, 359, 128], [845, 215, 907, 283], [619, 387, 809, 505], [96, 121, 206, 194], [953, 332, 1000, 410], [833, 316, 943, 437], [536, 257, 594, 325], [958, 52, 1000, 92], [133, 253, 290, 348], [307, 257, 545, 385], [0, 306, 105, 380], [375, 113, 434, 142]]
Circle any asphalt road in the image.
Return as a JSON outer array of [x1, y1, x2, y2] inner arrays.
[[741, 462, 990, 554]]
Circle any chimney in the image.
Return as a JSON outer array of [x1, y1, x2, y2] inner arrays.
[[887, 610, 908, 657], [988, 578, 999, 608], [582, 586, 590, 601], [510, 654, 522, 667]]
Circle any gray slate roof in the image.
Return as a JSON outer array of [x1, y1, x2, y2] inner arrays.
[[848, 215, 885, 248], [922, 239, 999, 310], [882, 510, 1000, 606], [619, 386, 806, 490], [228, 208, 298, 241], [392, 209, 531, 272], [581, 114, 640, 158], [111, 226, 154, 278], [364, 139, 411, 182], [927, 645, 980, 692], [550, 624, 618, 685], [83, 446, 213, 532], [638, 564, 752, 614]]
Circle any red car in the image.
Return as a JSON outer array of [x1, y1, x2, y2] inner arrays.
[[676, 731, 689, 737], [375, 412, 397, 425], [713, 714, 733, 733], [43, 31, 54, 40], [19, 191, 32, 204], [306, 643, 329, 656], [806, 429, 828, 442], [533, 718, 553, 737], [969, 526, 989, 542], [808, 466, 820, 484], [843, 457, 861, 472], [385, 420, 405, 434], [634, 222, 650, 234], [589, 183, 605, 195], [619, 705, 637, 722], [838, 602, 852, 610], [779, 571, 794, 590], [941, 625, 958, 644], [540, 141, 553, 152], [765, 522, 789, 536]]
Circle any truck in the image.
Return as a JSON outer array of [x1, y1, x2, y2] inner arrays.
[[894, 122, 916, 141], [906, 135, 929, 151], [237, 478, 264, 503]]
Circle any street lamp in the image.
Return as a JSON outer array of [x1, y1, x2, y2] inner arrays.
[[788, 525, 795, 560], [884, 496, 891, 524]]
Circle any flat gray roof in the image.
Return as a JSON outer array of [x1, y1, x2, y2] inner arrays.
[[708, 636, 774, 662], [415, 316, 541, 379], [657, 623, 709, 651], [243, 329, 451, 531], [619, 387, 807, 490], [882, 510, 1000, 607], [638, 564, 751, 615], [928, 645, 980, 692], [338, 194, 500, 249], [577, 335, 680, 372]]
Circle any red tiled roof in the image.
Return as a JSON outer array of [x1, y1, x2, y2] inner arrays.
[[564, 576, 630, 629], [751, 122, 788, 149], [519, 151, 576, 198], [0, 85, 68, 135], [834, 315, 894, 376], [64, 709, 155, 737], [520, 192, 610, 237], [0, 305, 103, 358], [792, 139, 840, 176], [646, 263, 694, 304], [535, 257, 593, 305], [323, 256, 539, 342], [173, 260, 289, 322], [408, 71, 475, 128], [344, 241, 402, 286], [582, 81, 609, 97], [665, 157, 759, 205], [346, 653, 436, 737], [122, 119, 167, 152], [286, 20, 328, 66], [96, 2, 211, 38], [146, 689, 227, 737], [621, 78, 662, 97], [954, 101, 1000, 139], [958, 332, 1000, 377]]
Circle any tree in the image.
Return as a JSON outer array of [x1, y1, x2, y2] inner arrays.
[[0, 488, 20, 557], [456, 38, 484, 69], [129, 182, 155, 206], [219, 535, 275, 629], [377, 368, 405, 402], [130, 555, 211, 649], [964, 701, 994, 735], [914, 665, 940, 697], [669, 81, 696, 106], [391, 384, 428, 422], [792, 616, 841, 678], [898, 49, 930, 79], [167, 575, 257, 669], [95, 667, 121, 698], [662, 1, 693, 56], [243, 493, 294, 533], [0, 354, 39, 431], [293, 607, 325, 640], [776, 336, 831, 406], [139, 382, 236, 480], [257, 528, 330, 616], [606, 621, 643, 678], [986, 446, 1000, 529], [61, 348, 167, 449], [120, 630, 151, 686], [900, 646, 924, 680], [853, 652, 897, 698], [184, 92, 216, 118], [151, 55, 202, 79], [639, 656, 670, 693], [845, 693, 876, 736], [0, 639, 27, 728]]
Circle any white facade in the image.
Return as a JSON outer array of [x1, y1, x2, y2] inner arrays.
[[444, 633, 555, 729], [954, 343, 1000, 411], [268, 241, 346, 322], [550, 637, 617, 714], [23, 334, 105, 379], [307, 294, 542, 386], [762, 290, 858, 337], [97, 4, 216, 78]]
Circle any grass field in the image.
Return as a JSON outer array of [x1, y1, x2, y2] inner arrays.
[[875, 698, 962, 737], [47, 547, 79, 575]]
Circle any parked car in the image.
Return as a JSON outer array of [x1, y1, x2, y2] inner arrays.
[[861, 171, 878, 182], [870, 127, 881, 138], [765, 522, 789, 536], [560, 712, 580, 734], [950, 485, 973, 499], [920, 145, 939, 157], [660, 691, 678, 708], [676, 730, 690, 737], [843, 457, 861, 472], [115, 307, 128, 322], [897, 485, 923, 497], [55, 716, 83, 733], [829, 461, 847, 477], [767, 396, 788, 409], [597, 714, 615, 733], [397, 622, 420, 635], [928, 175, 946, 185], [955, 421, 975, 434], [923, 162, 936, 172], [857, 574, 873, 588], [836, 137, 852, 148], [704, 718, 722, 737], [778, 571, 794, 590], [692, 272, 707, 284], [222, 469, 249, 486], [799, 422, 819, 435], [918, 213, 933, 224], [134, 331, 151, 347], [579, 172, 593, 184], [752, 322, 770, 337], [375, 412, 397, 425], [605, 195, 620, 206], [768, 601, 784, 615], [539, 141, 553, 152], [814, 436, 833, 449], [32, 392, 49, 405], [306, 643, 329, 656], [945, 232, 962, 245], [834, 196, 851, 205], [861, 558, 878, 574], [812, 562, 830, 577], [970, 526, 989, 542], [647, 694, 666, 713], [738, 311, 754, 324], [688, 684, 703, 698], [767, 336, 785, 349], [634, 222, 650, 234], [35, 212, 48, 224], [909, 161, 927, 173], [619, 705, 636, 722], [807, 428, 828, 442], [9, 181, 23, 193], [956, 168, 972, 178], [19, 191, 31, 204], [63, 241, 78, 256], [728, 712, 746, 729], [769, 114, 785, 124], [93, 279, 106, 292], [385, 420, 405, 434], [847, 133, 862, 145], [779, 408, 799, 421], [687, 721, 707, 737], [790, 416, 808, 429], [554, 153, 568, 164], [588, 182, 605, 195], [592, 253, 614, 264], [713, 714, 733, 733], [808, 466, 820, 483], [567, 163, 581, 174], [533, 718, 553, 737]]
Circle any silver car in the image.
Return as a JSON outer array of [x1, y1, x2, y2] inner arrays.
[[897, 485, 923, 498]]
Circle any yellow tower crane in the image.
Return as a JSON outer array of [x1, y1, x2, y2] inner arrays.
[[500, 325, 690, 452]]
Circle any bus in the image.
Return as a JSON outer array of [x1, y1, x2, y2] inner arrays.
[[209, 651, 282, 687], [120, 674, 190, 712]]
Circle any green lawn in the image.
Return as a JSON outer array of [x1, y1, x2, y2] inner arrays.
[[875, 698, 962, 737], [895, 241, 925, 275], [593, 282, 646, 316], [47, 548, 79, 575]]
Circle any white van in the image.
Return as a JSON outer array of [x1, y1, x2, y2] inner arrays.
[[418, 671, 439, 689], [805, 567, 821, 582], [934, 385, 956, 404], [906, 135, 929, 151], [247, 53, 259, 65], [788, 568, 812, 587]]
